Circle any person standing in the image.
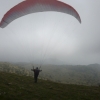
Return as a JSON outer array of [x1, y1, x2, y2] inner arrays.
[[31, 67, 42, 83]]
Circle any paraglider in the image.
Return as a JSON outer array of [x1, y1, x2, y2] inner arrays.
[[31, 66, 42, 83], [0, 0, 81, 28]]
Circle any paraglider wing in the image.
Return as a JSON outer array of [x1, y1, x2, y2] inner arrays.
[[0, 0, 81, 28]]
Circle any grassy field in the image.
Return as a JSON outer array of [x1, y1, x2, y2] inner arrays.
[[0, 71, 100, 100]]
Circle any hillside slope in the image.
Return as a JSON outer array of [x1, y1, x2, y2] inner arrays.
[[14, 62, 100, 85], [0, 62, 33, 76], [0, 72, 100, 100], [1, 62, 100, 85]]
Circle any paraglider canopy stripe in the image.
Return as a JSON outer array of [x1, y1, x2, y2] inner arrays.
[[0, 0, 81, 28]]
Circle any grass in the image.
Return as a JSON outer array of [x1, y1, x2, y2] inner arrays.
[[0, 71, 100, 100]]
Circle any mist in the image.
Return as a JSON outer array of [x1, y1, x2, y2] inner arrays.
[[0, 0, 100, 65]]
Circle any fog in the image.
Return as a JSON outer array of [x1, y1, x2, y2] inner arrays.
[[0, 0, 100, 65]]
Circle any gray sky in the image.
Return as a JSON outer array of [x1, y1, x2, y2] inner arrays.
[[0, 0, 100, 65]]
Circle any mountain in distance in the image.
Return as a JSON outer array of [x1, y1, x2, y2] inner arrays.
[[12, 62, 100, 86]]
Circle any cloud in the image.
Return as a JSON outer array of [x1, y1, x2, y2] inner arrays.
[[0, 0, 100, 65]]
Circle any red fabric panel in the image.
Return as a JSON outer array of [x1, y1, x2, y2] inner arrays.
[[0, 0, 81, 28]]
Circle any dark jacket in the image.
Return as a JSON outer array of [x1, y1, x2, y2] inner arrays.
[[31, 68, 42, 77]]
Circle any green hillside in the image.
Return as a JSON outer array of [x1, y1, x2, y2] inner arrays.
[[1, 62, 100, 86], [14, 62, 100, 86], [0, 72, 100, 100], [0, 62, 33, 76]]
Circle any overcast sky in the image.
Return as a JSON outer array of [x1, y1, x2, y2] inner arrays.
[[0, 0, 100, 65]]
